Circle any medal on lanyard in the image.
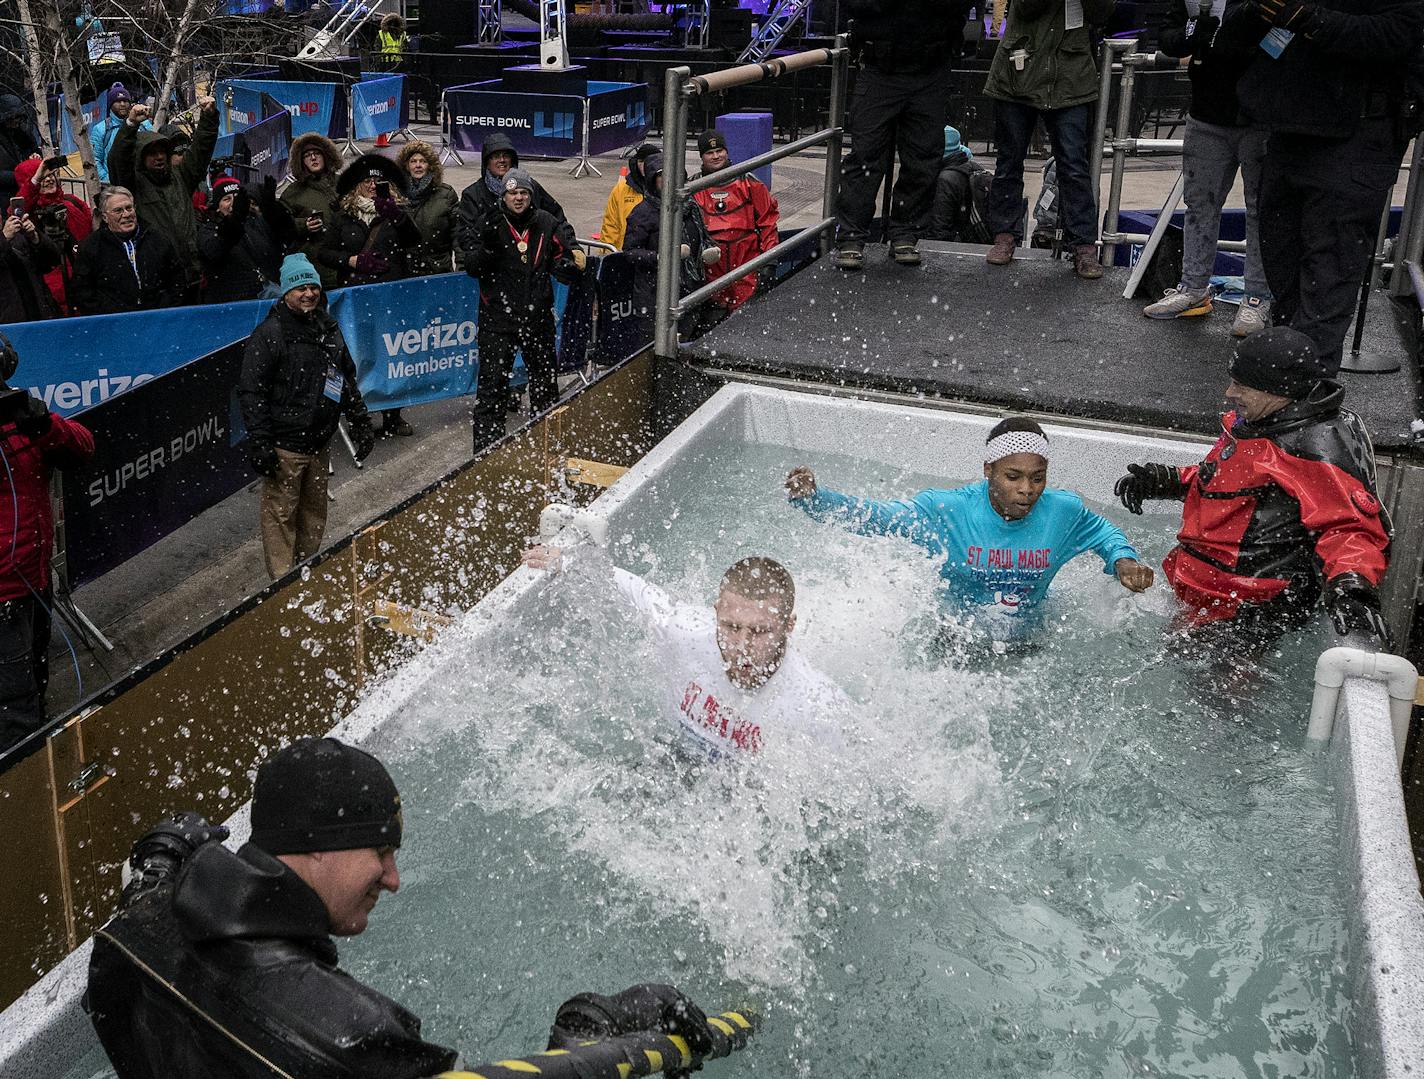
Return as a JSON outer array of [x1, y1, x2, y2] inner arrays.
[[509, 219, 531, 263]]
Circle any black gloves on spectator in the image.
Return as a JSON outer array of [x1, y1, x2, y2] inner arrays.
[[121, 811, 229, 907], [374, 195, 403, 223], [1325, 573, 1391, 648], [250, 442, 279, 479], [257, 176, 280, 218], [353, 251, 389, 277], [1114, 462, 1187, 515], [350, 417, 376, 462], [16, 394, 52, 438], [548, 984, 713, 1066]]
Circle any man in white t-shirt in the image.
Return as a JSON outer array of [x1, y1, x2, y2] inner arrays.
[[522, 547, 848, 758]]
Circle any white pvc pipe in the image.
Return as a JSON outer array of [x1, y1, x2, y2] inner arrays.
[[1307, 646, 1419, 769]]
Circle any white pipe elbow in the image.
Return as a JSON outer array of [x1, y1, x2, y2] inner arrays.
[[1307, 646, 1419, 770]]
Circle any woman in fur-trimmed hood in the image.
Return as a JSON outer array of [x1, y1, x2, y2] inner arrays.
[[279, 132, 344, 288], [397, 140, 460, 275]]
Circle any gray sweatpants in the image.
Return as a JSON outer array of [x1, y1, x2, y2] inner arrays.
[[1180, 116, 1269, 300]]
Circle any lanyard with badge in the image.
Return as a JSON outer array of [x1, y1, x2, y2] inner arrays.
[[323, 361, 344, 403]]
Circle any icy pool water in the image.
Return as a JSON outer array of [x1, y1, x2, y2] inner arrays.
[[337, 437, 1353, 1079]]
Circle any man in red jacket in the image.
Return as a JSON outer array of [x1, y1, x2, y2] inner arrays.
[[691, 130, 779, 313], [0, 333, 96, 753], [1115, 326, 1391, 643]]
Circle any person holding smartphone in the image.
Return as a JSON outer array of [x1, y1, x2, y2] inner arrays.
[[14, 156, 91, 314], [319, 154, 422, 437], [279, 132, 343, 290]]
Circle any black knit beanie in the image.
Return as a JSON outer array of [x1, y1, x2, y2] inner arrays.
[[249, 737, 402, 855], [1229, 326, 1329, 399]]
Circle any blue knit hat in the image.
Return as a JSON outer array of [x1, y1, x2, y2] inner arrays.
[[279, 254, 321, 295]]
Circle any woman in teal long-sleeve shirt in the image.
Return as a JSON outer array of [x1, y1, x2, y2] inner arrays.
[[785, 418, 1155, 636]]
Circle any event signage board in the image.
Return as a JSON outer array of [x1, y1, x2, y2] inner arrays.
[[445, 83, 584, 158], [351, 75, 404, 140], [585, 82, 650, 157], [213, 109, 293, 186], [61, 342, 252, 586], [223, 78, 337, 138]]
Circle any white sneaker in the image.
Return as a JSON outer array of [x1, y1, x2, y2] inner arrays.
[[1143, 286, 1213, 320], [1232, 296, 1271, 337]]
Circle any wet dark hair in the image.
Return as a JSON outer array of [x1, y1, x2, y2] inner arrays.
[[985, 417, 1048, 443], [720, 557, 795, 616]]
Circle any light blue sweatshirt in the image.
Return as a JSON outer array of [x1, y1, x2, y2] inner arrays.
[[795, 479, 1138, 626]]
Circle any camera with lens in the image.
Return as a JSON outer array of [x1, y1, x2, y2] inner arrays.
[[0, 332, 50, 433]]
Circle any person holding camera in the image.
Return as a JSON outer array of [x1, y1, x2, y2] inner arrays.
[[279, 132, 343, 290], [86, 736, 716, 1078], [1223, 0, 1424, 373], [0, 198, 60, 324], [1143, 0, 1271, 334], [833, 0, 974, 271], [0, 333, 95, 755], [982, 0, 1116, 278], [14, 156, 91, 315], [238, 254, 377, 580]]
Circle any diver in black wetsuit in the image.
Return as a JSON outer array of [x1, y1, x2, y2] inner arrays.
[[85, 737, 712, 1079]]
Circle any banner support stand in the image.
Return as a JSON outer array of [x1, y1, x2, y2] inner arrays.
[[340, 85, 360, 157], [438, 93, 464, 166], [338, 420, 362, 469], [568, 96, 601, 180], [47, 478, 115, 653]]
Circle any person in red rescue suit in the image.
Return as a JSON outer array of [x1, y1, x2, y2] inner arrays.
[[1115, 326, 1391, 644], [690, 130, 780, 312], [0, 332, 96, 754]]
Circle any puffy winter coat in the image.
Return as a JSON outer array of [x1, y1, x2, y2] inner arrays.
[[0, 414, 94, 601], [600, 169, 646, 250], [280, 133, 343, 289], [87, 840, 457, 1079], [846, 0, 974, 68], [455, 133, 576, 260], [15, 157, 92, 313], [1162, 382, 1391, 623], [198, 212, 283, 303], [107, 107, 219, 273], [239, 299, 370, 455], [465, 205, 580, 334], [397, 141, 460, 276], [318, 192, 421, 287], [0, 230, 60, 324], [984, 0, 1116, 109], [70, 225, 185, 315]]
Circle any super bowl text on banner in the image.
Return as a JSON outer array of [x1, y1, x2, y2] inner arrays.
[[3, 298, 271, 418], [585, 82, 650, 157], [61, 342, 252, 586], [444, 83, 584, 158], [351, 75, 405, 140]]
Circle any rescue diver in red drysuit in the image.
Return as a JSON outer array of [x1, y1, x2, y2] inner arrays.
[[1114, 326, 1391, 644]]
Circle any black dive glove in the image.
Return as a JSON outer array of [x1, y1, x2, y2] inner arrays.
[[548, 984, 714, 1066], [122, 811, 229, 906], [1114, 462, 1187, 515], [1325, 573, 1391, 649], [16, 394, 52, 438]]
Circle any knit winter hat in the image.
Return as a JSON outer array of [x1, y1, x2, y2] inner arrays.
[[1229, 326, 1329, 399], [279, 253, 322, 295], [107, 83, 132, 106], [503, 167, 535, 194], [697, 129, 728, 154], [211, 175, 241, 200], [249, 737, 403, 855]]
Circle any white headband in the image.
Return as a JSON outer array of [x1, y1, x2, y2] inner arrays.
[[983, 430, 1050, 464]]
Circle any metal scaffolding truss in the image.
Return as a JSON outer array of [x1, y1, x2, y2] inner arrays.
[[477, 0, 503, 43], [540, 0, 571, 68], [737, 0, 810, 63], [680, 0, 711, 49], [296, 0, 380, 60]]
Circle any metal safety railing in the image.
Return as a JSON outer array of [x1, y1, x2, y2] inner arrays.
[[653, 38, 850, 359]]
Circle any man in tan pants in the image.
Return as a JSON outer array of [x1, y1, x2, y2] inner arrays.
[[239, 254, 376, 579]]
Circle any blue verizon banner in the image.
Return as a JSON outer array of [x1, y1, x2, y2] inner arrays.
[[351, 75, 405, 140], [60, 342, 251, 586], [221, 77, 338, 138], [213, 109, 293, 186], [5, 301, 270, 418], [446, 83, 583, 158]]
